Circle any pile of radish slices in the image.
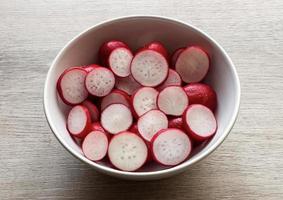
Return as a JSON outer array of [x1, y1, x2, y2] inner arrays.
[[57, 40, 218, 172]]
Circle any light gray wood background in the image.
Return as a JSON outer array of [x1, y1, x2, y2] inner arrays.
[[1, 0, 283, 199]]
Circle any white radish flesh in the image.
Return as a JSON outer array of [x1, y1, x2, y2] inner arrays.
[[101, 90, 130, 111], [109, 47, 133, 77], [115, 75, 141, 95], [157, 69, 182, 91]]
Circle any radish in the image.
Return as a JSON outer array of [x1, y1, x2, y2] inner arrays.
[[82, 130, 108, 161], [151, 128, 192, 166], [101, 104, 133, 134], [131, 49, 169, 87], [85, 66, 115, 97], [108, 131, 148, 171], [115, 75, 141, 95], [132, 87, 158, 117], [67, 105, 92, 138], [57, 67, 88, 105], [91, 122, 105, 132], [183, 104, 217, 141], [101, 89, 130, 111], [83, 64, 100, 73], [184, 83, 217, 111], [157, 69, 182, 91], [175, 46, 209, 83], [171, 47, 185, 66], [137, 110, 168, 142], [144, 42, 168, 60], [129, 124, 139, 134], [82, 100, 99, 122], [157, 86, 189, 116], [168, 118, 184, 130]]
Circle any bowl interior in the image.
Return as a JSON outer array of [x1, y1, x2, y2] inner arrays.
[[45, 16, 239, 177]]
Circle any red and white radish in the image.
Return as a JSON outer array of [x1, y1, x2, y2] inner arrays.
[[108, 131, 148, 171], [157, 86, 189, 116], [144, 42, 169, 60], [157, 69, 182, 91], [175, 46, 209, 83], [85, 67, 115, 97], [131, 49, 169, 87], [115, 75, 141, 95], [91, 122, 105, 132], [183, 104, 217, 141], [101, 104, 133, 134], [171, 47, 185, 66], [137, 110, 168, 142], [168, 117, 184, 130], [82, 100, 99, 122], [129, 124, 139, 134], [83, 64, 100, 73], [151, 128, 192, 166], [101, 89, 130, 111], [57, 67, 88, 105]]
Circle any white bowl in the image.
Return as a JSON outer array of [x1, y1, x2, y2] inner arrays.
[[44, 16, 240, 180]]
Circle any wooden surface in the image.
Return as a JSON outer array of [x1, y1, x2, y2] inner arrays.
[[1, 0, 283, 199]]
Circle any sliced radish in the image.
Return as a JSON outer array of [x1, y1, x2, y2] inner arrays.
[[137, 110, 168, 142], [83, 64, 100, 73], [82, 130, 108, 161], [101, 89, 130, 111], [131, 49, 169, 87], [157, 69, 182, 91], [82, 100, 99, 122], [115, 75, 142, 95], [168, 118, 184, 130], [67, 105, 91, 138], [157, 86, 189, 116], [108, 131, 148, 171], [183, 104, 217, 141], [171, 47, 185, 66], [99, 40, 128, 65], [132, 87, 158, 117], [91, 122, 105, 132], [101, 104, 133, 134], [175, 46, 209, 83], [57, 67, 88, 105], [129, 124, 139, 134], [151, 128, 192, 166], [184, 83, 217, 111], [144, 42, 169, 60], [85, 67, 115, 97]]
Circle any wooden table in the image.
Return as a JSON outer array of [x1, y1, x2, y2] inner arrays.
[[1, 0, 282, 199]]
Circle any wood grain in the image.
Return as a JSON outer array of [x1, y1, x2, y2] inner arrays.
[[0, 0, 283, 199]]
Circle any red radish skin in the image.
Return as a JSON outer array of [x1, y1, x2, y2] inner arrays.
[[115, 75, 142, 95], [131, 49, 169, 87], [82, 100, 100, 122], [83, 64, 101, 73], [151, 128, 192, 166], [129, 124, 139, 134], [184, 83, 217, 111], [108, 131, 148, 171], [85, 67, 115, 97], [157, 86, 189, 116], [144, 42, 169, 60], [82, 130, 109, 161], [157, 69, 182, 91], [101, 89, 130, 111], [57, 67, 88, 105], [101, 104, 133, 134], [183, 104, 217, 141], [175, 46, 210, 83], [67, 105, 92, 139], [91, 122, 105, 132], [168, 118, 184, 130], [171, 48, 185, 67]]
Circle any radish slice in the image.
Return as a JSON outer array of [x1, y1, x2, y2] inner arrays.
[[101, 89, 130, 111], [151, 128, 192, 166], [171, 47, 185, 66], [131, 49, 169, 87], [85, 67, 115, 97], [67, 105, 91, 138], [183, 104, 217, 141], [175, 46, 209, 83], [144, 42, 169, 60], [82, 100, 99, 122], [101, 104, 133, 134], [91, 122, 105, 132], [83, 64, 100, 73], [109, 47, 133, 77], [132, 87, 158, 117], [137, 110, 168, 142], [115, 75, 142, 95], [82, 130, 108, 161], [168, 118, 184, 130], [157, 86, 189, 116], [157, 69, 182, 91], [108, 131, 148, 171], [99, 40, 128, 65], [57, 67, 88, 105]]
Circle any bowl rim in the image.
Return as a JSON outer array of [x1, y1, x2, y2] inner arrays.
[[44, 15, 241, 178]]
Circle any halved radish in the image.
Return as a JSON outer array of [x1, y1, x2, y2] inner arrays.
[[100, 89, 130, 111], [157, 86, 189, 116], [57, 67, 88, 105], [108, 131, 148, 171], [137, 110, 168, 142], [115, 75, 142, 95], [101, 104, 133, 134], [82, 100, 99, 122], [171, 47, 185, 66], [168, 118, 184, 130], [131, 49, 169, 87], [83, 64, 100, 73], [151, 128, 192, 166], [67, 105, 92, 138], [132, 87, 158, 117], [183, 104, 217, 141], [82, 130, 108, 161], [175, 46, 209, 83], [99, 40, 128, 65], [184, 83, 217, 111], [85, 67, 115, 97], [157, 69, 182, 91], [144, 42, 169, 60]]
